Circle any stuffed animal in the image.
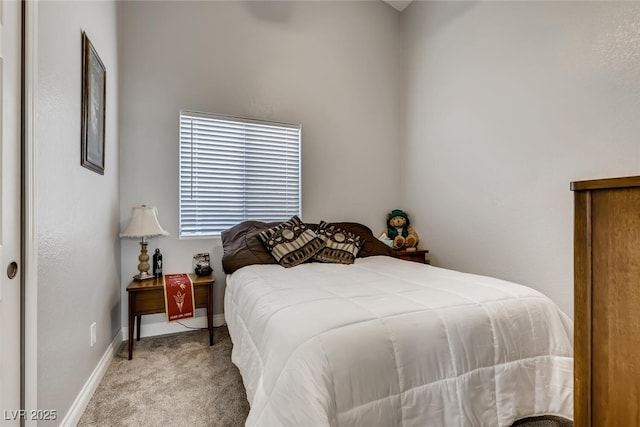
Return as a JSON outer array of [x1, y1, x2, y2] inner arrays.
[[379, 209, 419, 250]]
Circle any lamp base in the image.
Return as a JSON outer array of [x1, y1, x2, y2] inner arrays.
[[133, 272, 156, 281]]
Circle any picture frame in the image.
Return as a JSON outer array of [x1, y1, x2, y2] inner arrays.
[[81, 32, 106, 175]]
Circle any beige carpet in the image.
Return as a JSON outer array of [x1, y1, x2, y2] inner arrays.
[[78, 327, 249, 426], [79, 327, 572, 427]]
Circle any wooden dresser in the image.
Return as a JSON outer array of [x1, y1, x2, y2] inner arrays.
[[572, 176, 640, 427]]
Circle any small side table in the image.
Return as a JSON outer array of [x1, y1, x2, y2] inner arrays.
[[396, 249, 430, 264], [126, 274, 214, 360]]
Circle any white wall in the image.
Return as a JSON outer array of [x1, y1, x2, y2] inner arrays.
[[401, 1, 640, 318], [118, 1, 401, 334], [38, 0, 120, 418]]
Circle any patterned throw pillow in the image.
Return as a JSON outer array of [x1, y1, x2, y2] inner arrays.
[[258, 216, 325, 268], [313, 221, 363, 264]]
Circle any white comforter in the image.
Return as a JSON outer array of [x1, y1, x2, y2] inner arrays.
[[224, 256, 573, 427]]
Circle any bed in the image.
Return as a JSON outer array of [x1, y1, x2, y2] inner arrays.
[[222, 220, 573, 427]]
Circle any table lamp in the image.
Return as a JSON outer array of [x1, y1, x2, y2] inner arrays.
[[120, 205, 169, 281]]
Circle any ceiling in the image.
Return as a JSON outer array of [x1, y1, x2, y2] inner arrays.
[[383, 0, 413, 12]]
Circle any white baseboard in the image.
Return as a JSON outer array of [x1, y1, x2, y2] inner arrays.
[[59, 329, 123, 427], [213, 313, 225, 327], [121, 313, 226, 340]]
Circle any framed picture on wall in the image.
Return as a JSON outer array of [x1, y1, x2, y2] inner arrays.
[[80, 31, 106, 175]]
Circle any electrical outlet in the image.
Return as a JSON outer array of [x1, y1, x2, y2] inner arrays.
[[90, 322, 97, 347]]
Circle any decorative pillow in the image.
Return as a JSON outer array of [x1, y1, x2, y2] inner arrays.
[[313, 221, 363, 264], [221, 220, 282, 274], [221, 220, 397, 274], [320, 222, 397, 258], [258, 216, 325, 268]]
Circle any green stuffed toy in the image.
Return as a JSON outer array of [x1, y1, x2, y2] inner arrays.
[[379, 209, 419, 250]]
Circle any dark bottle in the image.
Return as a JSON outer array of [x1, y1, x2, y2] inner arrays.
[[153, 248, 163, 278]]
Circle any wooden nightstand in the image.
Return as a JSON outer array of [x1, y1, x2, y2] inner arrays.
[[395, 249, 430, 264], [126, 274, 214, 360]]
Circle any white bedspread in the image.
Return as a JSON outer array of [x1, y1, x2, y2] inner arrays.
[[224, 256, 573, 427]]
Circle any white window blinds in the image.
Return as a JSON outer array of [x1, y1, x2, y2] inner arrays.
[[179, 111, 302, 237]]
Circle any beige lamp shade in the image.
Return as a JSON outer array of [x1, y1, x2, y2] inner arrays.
[[120, 205, 169, 238]]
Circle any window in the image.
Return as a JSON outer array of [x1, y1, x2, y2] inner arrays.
[[179, 111, 301, 237]]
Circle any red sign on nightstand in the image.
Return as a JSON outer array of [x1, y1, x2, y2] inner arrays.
[[163, 273, 195, 322]]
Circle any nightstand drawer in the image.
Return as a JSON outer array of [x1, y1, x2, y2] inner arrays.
[[134, 289, 165, 314], [396, 249, 429, 264]]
